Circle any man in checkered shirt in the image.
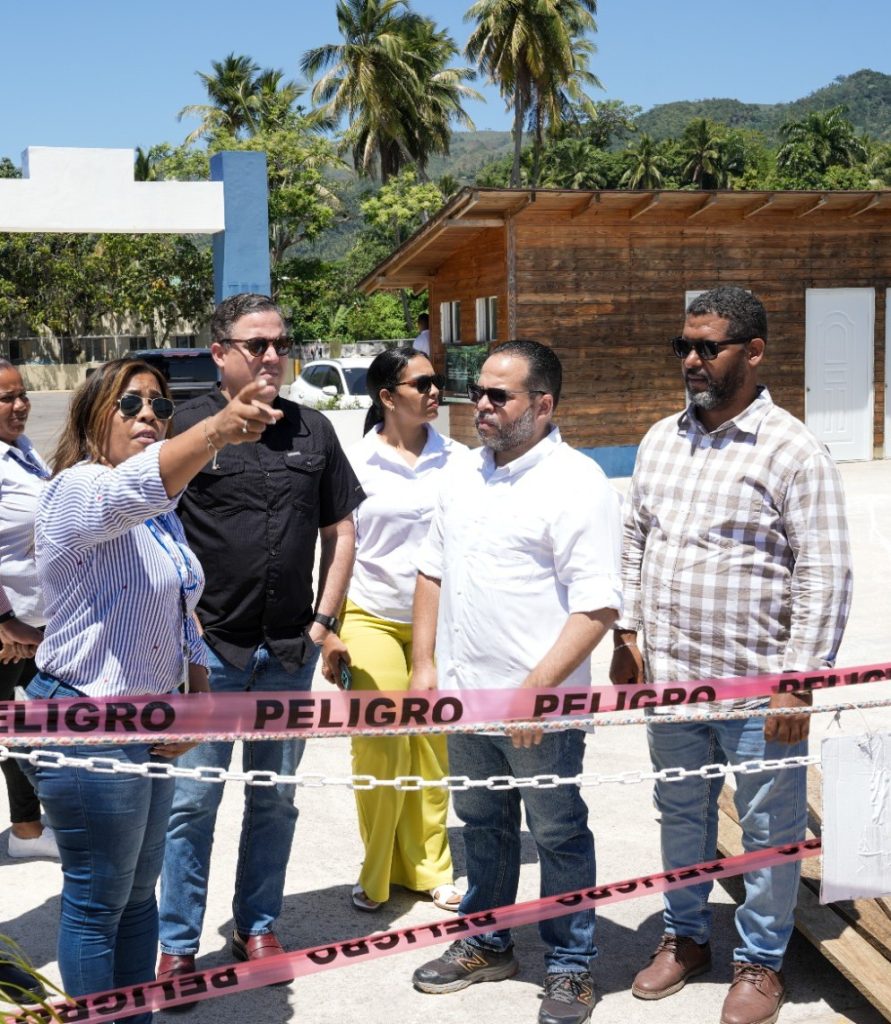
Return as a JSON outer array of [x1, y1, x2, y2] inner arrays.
[[610, 286, 852, 1024]]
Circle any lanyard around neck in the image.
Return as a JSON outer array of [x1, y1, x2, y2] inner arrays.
[[145, 512, 199, 686], [9, 447, 49, 480]]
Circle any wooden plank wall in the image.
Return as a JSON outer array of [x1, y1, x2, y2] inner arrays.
[[427, 214, 890, 453], [510, 217, 891, 452], [429, 229, 506, 447]]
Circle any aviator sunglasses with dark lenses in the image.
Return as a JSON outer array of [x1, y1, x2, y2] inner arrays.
[[670, 336, 754, 361], [117, 393, 175, 420], [467, 383, 544, 407], [393, 373, 445, 394], [224, 337, 293, 357]]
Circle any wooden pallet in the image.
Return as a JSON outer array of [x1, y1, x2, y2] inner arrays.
[[716, 768, 891, 1021]]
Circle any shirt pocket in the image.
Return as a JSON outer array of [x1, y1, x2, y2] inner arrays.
[[189, 461, 245, 518], [701, 491, 768, 550], [283, 451, 326, 514]]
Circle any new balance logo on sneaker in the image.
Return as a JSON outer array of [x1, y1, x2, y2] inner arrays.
[[412, 938, 519, 994], [539, 971, 596, 1024]]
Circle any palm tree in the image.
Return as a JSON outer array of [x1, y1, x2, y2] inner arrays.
[[863, 136, 891, 188], [619, 134, 668, 190], [465, 0, 599, 187], [179, 53, 260, 141], [303, 0, 473, 182], [133, 146, 156, 182], [399, 17, 479, 180], [526, 29, 600, 185], [179, 53, 307, 143], [538, 137, 608, 188], [678, 118, 730, 189], [777, 106, 867, 177], [251, 69, 305, 130]]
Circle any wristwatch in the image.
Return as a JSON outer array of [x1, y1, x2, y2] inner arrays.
[[0, 610, 16, 624], [313, 612, 340, 633]]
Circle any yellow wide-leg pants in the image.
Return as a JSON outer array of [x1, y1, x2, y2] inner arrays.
[[340, 599, 454, 904]]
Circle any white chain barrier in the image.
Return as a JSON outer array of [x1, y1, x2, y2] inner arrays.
[[0, 743, 819, 789]]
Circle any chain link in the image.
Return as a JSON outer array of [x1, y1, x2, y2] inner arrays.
[[0, 744, 821, 789]]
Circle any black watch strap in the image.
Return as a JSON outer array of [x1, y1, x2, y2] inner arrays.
[[313, 612, 340, 633], [0, 610, 16, 624]]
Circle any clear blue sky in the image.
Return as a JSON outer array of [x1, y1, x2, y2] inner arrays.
[[2, 0, 890, 163]]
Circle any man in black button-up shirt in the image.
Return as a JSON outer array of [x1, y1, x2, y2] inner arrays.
[[158, 294, 364, 979]]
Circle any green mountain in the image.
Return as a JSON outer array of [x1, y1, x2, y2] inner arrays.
[[635, 69, 891, 144], [426, 129, 513, 183], [430, 69, 891, 183]]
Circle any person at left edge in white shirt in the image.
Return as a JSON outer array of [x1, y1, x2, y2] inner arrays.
[[21, 357, 281, 1024], [410, 341, 623, 1024], [335, 348, 465, 914], [0, 360, 58, 859]]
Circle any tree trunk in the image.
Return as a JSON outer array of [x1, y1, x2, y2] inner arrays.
[[400, 288, 413, 334], [511, 99, 525, 187], [530, 105, 544, 188]]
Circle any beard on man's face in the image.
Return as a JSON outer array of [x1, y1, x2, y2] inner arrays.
[[684, 356, 748, 411], [474, 404, 536, 452]]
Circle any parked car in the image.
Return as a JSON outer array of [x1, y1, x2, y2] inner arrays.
[[286, 357, 373, 409], [126, 348, 219, 401]]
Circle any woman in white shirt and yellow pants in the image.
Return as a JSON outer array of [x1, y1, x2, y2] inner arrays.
[[340, 347, 464, 913]]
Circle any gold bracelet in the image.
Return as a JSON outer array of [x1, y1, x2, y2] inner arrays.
[[203, 419, 223, 470]]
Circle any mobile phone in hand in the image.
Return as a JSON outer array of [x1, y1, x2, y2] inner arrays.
[[339, 660, 353, 691]]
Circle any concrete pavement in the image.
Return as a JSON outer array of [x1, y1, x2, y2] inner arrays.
[[2, 391, 890, 1024]]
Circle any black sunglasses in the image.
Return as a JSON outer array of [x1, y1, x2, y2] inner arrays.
[[467, 384, 544, 408], [117, 393, 175, 420], [670, 336, 754, 361], [224, 337, 292, 357], [393, 373, 445, 394]]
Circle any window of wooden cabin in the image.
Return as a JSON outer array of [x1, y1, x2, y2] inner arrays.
[[440, 300, 461, 344], [476, 296, 498, 343]]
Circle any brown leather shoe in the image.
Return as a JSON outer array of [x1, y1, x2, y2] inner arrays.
[[156, 953, 198, 1013], [720, 963, 785, 1024], [232, 931, 289, 987], [231, 930, 286, 961], [631, 934, 711, 1000]]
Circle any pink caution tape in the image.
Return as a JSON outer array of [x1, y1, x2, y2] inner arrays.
[[5, 839, 821, 1024], [2, 661, 891, 744]]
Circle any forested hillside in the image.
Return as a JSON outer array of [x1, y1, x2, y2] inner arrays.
[[635, 69, 891, 143], [437, 69, 891, 182]]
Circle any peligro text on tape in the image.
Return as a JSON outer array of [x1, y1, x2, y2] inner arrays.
[[5, 839, 821, 1024], [3, 661, 891, 743]]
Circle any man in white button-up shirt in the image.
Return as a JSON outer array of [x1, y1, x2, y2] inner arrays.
[[411, 341, 623, 1024]]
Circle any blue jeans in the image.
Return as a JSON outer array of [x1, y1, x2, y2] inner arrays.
[[448, 730, 596, 974], [23, 673, 174, 1024], [159, 641, 319, 954], [647, 716, 807, 971]]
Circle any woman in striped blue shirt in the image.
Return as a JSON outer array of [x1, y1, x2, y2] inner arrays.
[[23, 357, 280, 1024]]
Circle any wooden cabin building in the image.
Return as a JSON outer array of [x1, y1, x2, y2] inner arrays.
[[359, 187, 891, 475]]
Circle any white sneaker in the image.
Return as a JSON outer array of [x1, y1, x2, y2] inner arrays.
[[8, 827, 60, 859]]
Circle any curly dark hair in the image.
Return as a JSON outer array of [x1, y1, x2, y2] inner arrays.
[[686, 287, 768, 342]]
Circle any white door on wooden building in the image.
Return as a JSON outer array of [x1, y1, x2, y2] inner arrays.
[[805, 288, 874, 462]]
